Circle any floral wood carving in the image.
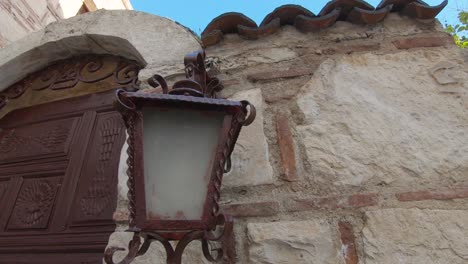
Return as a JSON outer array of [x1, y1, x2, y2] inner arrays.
[[80, 115, 124, 217], [8, 177, 61, 229], [34, 125, 71, 150], [0, 129, 24, 154], [0, 126, 70, 153], [0, 118, 76, 163], [0, 55, 141, 111]]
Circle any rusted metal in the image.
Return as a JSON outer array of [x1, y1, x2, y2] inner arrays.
[[104, 232, 142, 264], [260, 4, 315, 26], [401, 0, 448, 20], [111, 50, 254, 263], [347, 4, 393, 24], [105, 215, 234, 264], [148, 50, 223, 98], [116, 88, 250, 233], [295, 9, 341, 32]]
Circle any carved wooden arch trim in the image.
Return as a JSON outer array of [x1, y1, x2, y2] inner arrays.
[[0, 54, 142, 111]]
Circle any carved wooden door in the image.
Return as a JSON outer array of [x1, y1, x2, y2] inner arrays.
[[0, 90, 126, 263]]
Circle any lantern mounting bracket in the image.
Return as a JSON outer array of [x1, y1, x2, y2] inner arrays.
[[104, 215, 235, 264]]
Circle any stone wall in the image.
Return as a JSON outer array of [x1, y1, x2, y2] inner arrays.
[[112, 13, 468, 263], [1, 7, 467, 264]]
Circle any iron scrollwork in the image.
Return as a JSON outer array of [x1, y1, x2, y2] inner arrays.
[[104, 215, 233, 264], [147, 50, 223, 98]]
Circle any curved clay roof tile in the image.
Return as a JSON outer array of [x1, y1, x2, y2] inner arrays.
[[377, 0, 419, 12], [201, 0, 448, 47], [295, 9, 341, 32], [319, 0, 374, 20], [201, 12, 256, 37], [238, 18, 281, 40], [401, 0, 448, 19], [260, 4, 315, 27], [347, 4, 393, 24]]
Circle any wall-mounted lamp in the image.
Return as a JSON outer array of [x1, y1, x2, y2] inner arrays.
[[104, 51, 255, 264]]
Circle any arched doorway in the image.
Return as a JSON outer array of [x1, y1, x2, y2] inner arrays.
[[0, 55, 140, 263]]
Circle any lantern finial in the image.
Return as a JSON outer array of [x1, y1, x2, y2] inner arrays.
[[147, 50, 223, 98]]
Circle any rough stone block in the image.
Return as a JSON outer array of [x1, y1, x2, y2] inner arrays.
[[247, 220, 343, 264], [297, 49, 468, 188], [363, 209, 468, 264], [247, 47, 297, 64], [429, 61, 462, 85], [224, 88, 273, 187]]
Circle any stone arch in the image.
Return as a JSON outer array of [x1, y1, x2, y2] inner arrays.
[[0, 9, 202, 93]]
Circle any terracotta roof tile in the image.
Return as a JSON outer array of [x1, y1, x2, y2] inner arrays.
[[201, 0, 448, 47]]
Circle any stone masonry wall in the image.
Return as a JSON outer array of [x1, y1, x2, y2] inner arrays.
[[111, 14, 468, 263]]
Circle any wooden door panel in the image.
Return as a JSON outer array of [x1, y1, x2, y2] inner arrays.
[[71, 112, 125, 226], [0, 90, 125, 263], [6, 175, 62, 230], [0, 117, 79, 164]]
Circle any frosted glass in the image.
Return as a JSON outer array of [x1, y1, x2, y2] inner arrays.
[[143, 107, 224, 221]]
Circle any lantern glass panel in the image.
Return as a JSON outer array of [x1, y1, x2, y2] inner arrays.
[[142, 107, 224, 221]]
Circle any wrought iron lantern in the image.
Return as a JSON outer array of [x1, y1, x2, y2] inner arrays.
[[104, 50, 255, 264]]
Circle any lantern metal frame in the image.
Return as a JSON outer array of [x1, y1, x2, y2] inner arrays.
[[104, 50, 255, 264]]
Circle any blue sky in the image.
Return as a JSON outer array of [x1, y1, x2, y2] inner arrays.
[[132, 0, 465, 35]]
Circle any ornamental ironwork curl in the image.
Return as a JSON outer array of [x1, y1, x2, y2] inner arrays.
[[104, 214, 233, 264], [147, 50, 224, 99]]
